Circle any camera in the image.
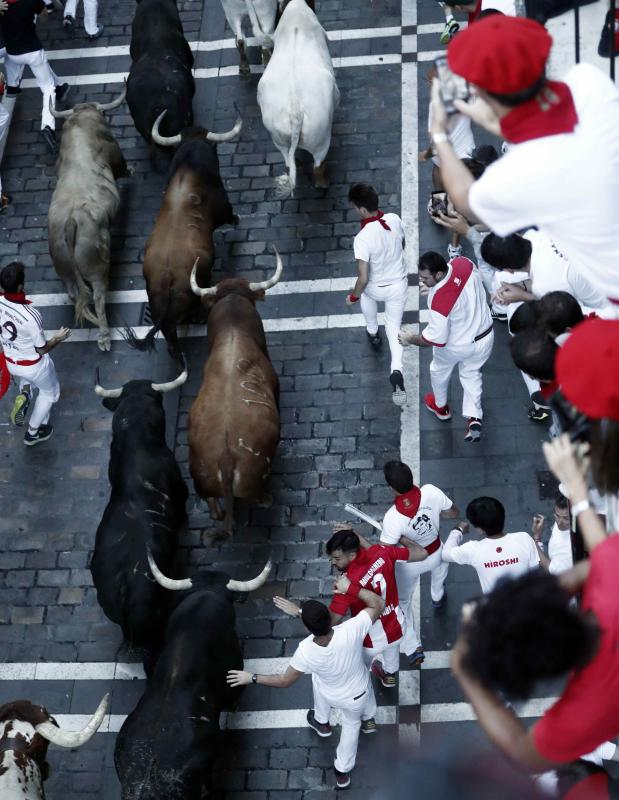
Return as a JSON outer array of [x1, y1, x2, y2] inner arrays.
[[435, 55, 470, 115], [550, 390, 591, 444]]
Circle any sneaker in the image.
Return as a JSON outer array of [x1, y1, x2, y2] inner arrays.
[[334, 769, 351, 790], [0, 193, 11, 214], [55, 83, 71, 103], [447, 243, 462, 260], [370, 661, 397, 688], [598, 10, 619, 57], [490, 309, 508, 322], [366, 329, 381, 347], [408, 646, 425, 668], [528, 405, 550, 423], [63, 13, 75, 29], [306, 709, 332, 738], [432, 591, 446, 609], [24, 424, 54, 447], [360, 717, 378, 734], [10, 390, 31, 426], [86, 24, 104, 40], [439, 18, 460, 44], [465, 417, 482, 442], [390, 370, 406, 407], [41, 126, 58, 155], [424, 392, 451, 421]]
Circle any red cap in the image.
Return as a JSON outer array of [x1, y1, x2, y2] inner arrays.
[[447, 16, 552, 95], [556, 318, 619, 421]]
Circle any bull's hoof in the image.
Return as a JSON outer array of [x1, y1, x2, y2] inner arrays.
[[98, 333, 112, 352], [313, 166, 329, 189], [207, 498, 225, 521], [239, 63, 251, 79], [258, 492, 273, 508], [261, 47, 272, 66]]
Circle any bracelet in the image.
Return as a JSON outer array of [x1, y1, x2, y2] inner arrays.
[[432, 132, 449, 145], [453, 526, 463, 534], [251, 673, 258, 684], [346, 581, 362, 599], [571, 499, 590, 517], [348, 293, 359, 303]]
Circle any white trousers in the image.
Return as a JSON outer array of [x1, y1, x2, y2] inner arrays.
[[363, 636, 402, 675], [7, 354, 60, 431], [313, 680, 377, 774], [0, 101, 9, 195], [63, 0, 99, 35], [360, 277, 408, 372], [0, 47, 25, 91], [430, 331, 494, 419], [4, 50, 60, 130], [394, 551, 448, 655]]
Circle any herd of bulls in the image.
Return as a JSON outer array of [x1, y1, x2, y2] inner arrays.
[[1, 0, 343, 797]]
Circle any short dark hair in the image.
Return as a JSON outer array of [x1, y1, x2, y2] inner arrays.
[[348, 183, 379, 212], [480, 234, 532, 271], [471, 144, 499, 167], [325, 529, 360, 556], [466, 497, 505, 536], [384, 460, 414, 493], [301, 600, 332, 636], [0, 261, 25, 293], [419, 251, 448, 276], [509, 330, 557, 381], [476, 7, 504, 18], [554, 494, 569, 510], [487, 74, 547, 108], [461, 572, 600, 698], [508, 300, 541, 335], [538, 291, 584, 338], [461, 157, 486, 181]]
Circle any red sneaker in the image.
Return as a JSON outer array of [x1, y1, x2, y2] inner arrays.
[[424, 393, 451, 421]]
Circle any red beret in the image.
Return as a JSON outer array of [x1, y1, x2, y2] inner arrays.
[[447, 16, 552, 95], [556, 318, 619, 421]]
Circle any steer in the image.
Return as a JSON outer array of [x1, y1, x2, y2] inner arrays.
[[257, 0, 339, 197], [0, 695, 108, 800], [220, 0, 278, 76], [47, 89, 129, 352], [123, 112, 242, 357], [114, 555, 271, 800], [187, 251, 282, 534], [90, 362, 189, 666]]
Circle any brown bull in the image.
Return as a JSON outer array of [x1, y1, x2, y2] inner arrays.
[[187, 251, 282, 535], [48, 89, 129, 352], [124, 111, 241, 357]]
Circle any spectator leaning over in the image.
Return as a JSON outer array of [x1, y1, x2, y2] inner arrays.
[[449, 434, 619, 772], [429, 15, 619, 310], [533, 494, 573, 575], [63, 0, 103, 40], [399, 250, 493, 442], [0, 0, 70, 154], [227, 579, 385, 791]]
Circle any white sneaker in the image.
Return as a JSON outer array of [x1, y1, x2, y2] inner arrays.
[[447, 244, 462, 260]]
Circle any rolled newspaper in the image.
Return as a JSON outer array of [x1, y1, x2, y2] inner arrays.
[[344, 503, 382, 532]]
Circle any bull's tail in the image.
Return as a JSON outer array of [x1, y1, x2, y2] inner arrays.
[[121, 288, 172, 352], [244, 0, 273, 48], [275, 29, 302, 199], [219, 436, 235, 537], [60, 217, 100, 327]]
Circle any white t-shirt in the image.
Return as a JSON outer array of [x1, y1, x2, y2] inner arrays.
[[430, 108, 474, 164], [547, 523, 573, 575], [353, 213, 406, 285], [289, 609, 372, 706], [442, 530, 540, 594], [0, 297, 45, 362], [469, 64, 619, 305], [381, 484, 453, 549]]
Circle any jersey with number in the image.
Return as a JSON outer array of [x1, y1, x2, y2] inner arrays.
[[329, 544, 409, 649], [381, 484, 453, 549], [0, 297, 45, 361]]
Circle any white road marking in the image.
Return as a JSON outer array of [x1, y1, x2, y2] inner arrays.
[[421, 697, 558, 724]]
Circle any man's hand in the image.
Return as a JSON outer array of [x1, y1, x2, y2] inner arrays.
[[345, 293, 359, 306], [495, 283, 529, 305], [434, 210, 470, 236], [456, 521, 469, 534], [332, 522, 354, 533], [334, 574, 351, 594], [273, 596, 301, 618], [532, 514, 545, 541], [429, 79, 449, 136], [454, 94, 502, 137], [226, 669, 253, 687], [54, 327, 72, 343], [398, 329, 416, 346], [542, 434, 590, 491]]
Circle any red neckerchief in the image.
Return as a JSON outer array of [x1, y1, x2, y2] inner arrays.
[[500, 81, 578, 144], [1, 292, 31, 304], [468, 0, 482, 24], [360, 211, 391, 231], [395, 487, 422, 518]]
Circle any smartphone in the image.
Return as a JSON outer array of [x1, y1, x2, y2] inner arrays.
[[430, 191, 449, 217], [435, 55, 470, 115]]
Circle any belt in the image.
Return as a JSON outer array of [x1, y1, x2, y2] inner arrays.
[[353, 690, 367, 701], [474, 325, 493, 343], [424, 537, 441, 555], [5, 355, 41, 366]]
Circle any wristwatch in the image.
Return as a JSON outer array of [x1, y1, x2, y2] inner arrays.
[[251, 673, 258, 684]]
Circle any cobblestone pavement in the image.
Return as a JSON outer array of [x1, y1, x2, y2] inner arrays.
[[0, 0, 574, 795]]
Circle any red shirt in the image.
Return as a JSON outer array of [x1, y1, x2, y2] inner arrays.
[[533, 536, 619, 762], [330, 544, 409, 649]]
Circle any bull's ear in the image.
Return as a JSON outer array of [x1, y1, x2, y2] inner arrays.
[[41, 762, 50, 781], [253, 289, 266, 302], [101, 397, 120, 411]]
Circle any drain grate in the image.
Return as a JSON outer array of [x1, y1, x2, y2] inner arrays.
[[139, 303, 153, 326]]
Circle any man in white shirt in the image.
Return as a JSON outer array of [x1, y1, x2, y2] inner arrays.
[[380, 460, 460, 667], [399, 250, 494, 442], [534, 494, 574, 575], [227, 578, 385, 791], [0, 262, 70, 445], [346, 183, 408, 406], [442, 496, 540, 593]]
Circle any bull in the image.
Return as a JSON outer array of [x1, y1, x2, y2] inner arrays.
[[90, 361, 189, 665], [0, 695, 108, 800], [126, 0, 195, 159], [220, 0, 278, 76], [114, 554, 271, 800], [123, 112, 242, 357], [187, 251, 282, 534], [257, 0, 339, 197], [47, 89, 129, 352]]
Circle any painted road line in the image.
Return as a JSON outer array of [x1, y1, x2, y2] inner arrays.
[[421, 697, 558, 724]]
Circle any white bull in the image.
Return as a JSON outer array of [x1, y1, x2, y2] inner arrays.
[[257, 0, 339, 197], [220, 0, 279, 76]]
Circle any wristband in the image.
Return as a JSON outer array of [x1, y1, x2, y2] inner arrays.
[[251, 673, 258, 684], [432, 132, 449, 145], [453, 526, 464, 535], [571, 499, 590, 517], [346, 581, 362, 599], [348, 293, 359, 303], [536, 540, 545, 551]]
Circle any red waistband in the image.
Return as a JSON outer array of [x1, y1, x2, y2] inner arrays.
[[424, 537, 441, 555], [5, 355, 41, 366]]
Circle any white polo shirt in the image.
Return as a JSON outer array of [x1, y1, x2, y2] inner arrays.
[[469, 64, 619, 304], [430, 108, 474, 164], [422, 257, 492, 348], [289, 609, 372, 706], [353, 214, 406, 286], [442, 530, 540, 594], [547, 523, 573, 575], [380, 484, 453, 549], [0, 297, 45, 362]]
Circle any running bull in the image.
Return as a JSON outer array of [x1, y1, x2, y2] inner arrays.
[[47, 88, 129, 352], [114, 555, 271, 800], [90, 361, 189, 663], [0, 694, 108, 800], [187, 251, 282, 534], [220, 0, 278, 76], [124, 112, 242, 357]]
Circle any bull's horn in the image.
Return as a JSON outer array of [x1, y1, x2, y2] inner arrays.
[[248, 247, 283, 291], [96, 82, 127, 112], [49, 95, 73, 120], [35, 694, 109, 748], [190, 257, 217, 297], [94, 367, 123, 398], [151, 110, 182, 147], [226, 559, 272, 593], [147, 549, 192, 591], [206, 106, 243, 143], [151, 355, 188, 393]]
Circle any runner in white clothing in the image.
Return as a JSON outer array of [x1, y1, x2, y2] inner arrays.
[[442, 496, 540, 594], [0, 262, 70, 445], [346, 183, 408, 406], [533, 495, 574, 575]]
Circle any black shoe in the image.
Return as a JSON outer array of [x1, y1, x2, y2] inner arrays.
[[306, 709, 332, 738], [528, 404, 550, 423], [24, 424, 53, 446], [0, 193, 11, 214], [464, 417, 482, 442], [366, 329, 381, 347], [63, 13, 75, 29], [6, 85, 21, 96], [86, 24, 104, 39], [55, 83, 71, 103], [390, 370, 406, 406], [408, 646, 425, 668], [598, 10, 618, 57], [334, 769, 351, 790], [41, 126, 58, 155]]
